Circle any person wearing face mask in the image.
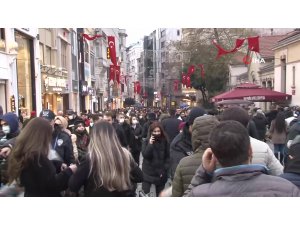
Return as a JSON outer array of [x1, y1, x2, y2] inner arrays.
[[0, 112, 20, 185], [74, 119, 90, 163], [130, 115, 143, 165], [66, 110, 78, 133], [117, 113, 134, 151], [142, 122, 170, 196]]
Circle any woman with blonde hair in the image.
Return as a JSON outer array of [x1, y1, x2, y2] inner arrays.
[[68, 121, 143, 196], [7, 117, 77, 196]]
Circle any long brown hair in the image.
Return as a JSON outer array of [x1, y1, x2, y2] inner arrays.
[[7, 117, 53, 184], [88, 121, 133, 192], [148, 121, 168, 141]]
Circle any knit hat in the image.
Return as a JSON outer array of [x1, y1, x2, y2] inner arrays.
[[39, 109, 55, 121], [74, 118, 85, 128], [30, 111, 36, 118], [187, 107, 207, 125], [55, 116, 68, 129], [147, 112, 156, 121], [1, 112, 19, 134]]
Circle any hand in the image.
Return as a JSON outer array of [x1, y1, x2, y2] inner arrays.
[[0, 147, 12, 158], [135, 136, 138, 140], [69, 164, 77, 173], [202, 148, 217, 174], [61, 163, 68, 171], [149, 136, 155, 144]]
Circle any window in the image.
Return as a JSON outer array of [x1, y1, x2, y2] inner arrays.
[[0, 28, 5, 51], [91, 54, 95, 76], [61, 40, 67, 68], [161, 30, 166, 37], [39, 44, 44, 65], [84, 40, 89, 63], [161, 41, 165, 48], [177, 29, 180, 36], [293, 66, 296, 87], [45, 46, 51, 65]]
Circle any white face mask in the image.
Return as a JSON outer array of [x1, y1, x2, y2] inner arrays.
[[132, 120, 138, 124], [90, 122, 94, 127], [2, 125, 10, 134], [139, 116, 143, 119], [68, 115, 73, 120], [119, 118, 125, 123]]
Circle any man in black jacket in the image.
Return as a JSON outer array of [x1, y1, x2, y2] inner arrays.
[[161, 108, 181, 144]]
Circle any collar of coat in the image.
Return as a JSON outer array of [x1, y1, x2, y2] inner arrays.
[[214, 164, 269, 178]]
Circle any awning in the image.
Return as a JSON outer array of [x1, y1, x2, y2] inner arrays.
[[212, 83, 291, 102]]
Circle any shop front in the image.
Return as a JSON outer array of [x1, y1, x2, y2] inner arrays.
[[42, 75, 68, 113]]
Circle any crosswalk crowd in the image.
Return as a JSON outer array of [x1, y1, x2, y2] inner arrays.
[[1, 104, 300, 197]]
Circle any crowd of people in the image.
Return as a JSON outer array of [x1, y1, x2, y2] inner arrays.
[[0, 103, 300, 197]]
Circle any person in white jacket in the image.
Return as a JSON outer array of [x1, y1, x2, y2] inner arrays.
[[222, 106, 283, 176]]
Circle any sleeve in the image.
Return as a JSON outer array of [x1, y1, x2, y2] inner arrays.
[[36, 156, 73, 193], [184, 164, 212, 197], [68, 159, 90, 193], [64, 134, 75, 165], [266, 145, 283, 176], [116, 127, 128, 148], [130, 160, 143, 183], [170, 148, 185, 180], [142, 142, 154, 159], [172, 163, 184, 197], [269, 121, 274, 134]]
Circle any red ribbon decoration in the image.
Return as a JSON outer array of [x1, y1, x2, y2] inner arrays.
[[115, 66, 120, 84], [109, 65, 115, 82], [82, 34, 102, 41], [187, 65, 195, 76], [212, 38, 245, 59], [182, 73, 187, 86], [136, 81, 141, 94]]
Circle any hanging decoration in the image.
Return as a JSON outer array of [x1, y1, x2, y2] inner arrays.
[[82, 34, 102, 41]]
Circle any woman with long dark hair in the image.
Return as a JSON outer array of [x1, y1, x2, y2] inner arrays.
[[270, 112, 287, 164], [7, 117, 77, 196], [142, 122, 170, 196], [68, 121, 143, 196]]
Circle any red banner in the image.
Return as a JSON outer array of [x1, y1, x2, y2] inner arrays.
[[115, 66, 120, 84], [108, 36, 117, 65], [182, 73, 187, 86], [247, 36, 260, 53], [136, 81, 141, 94], [82, 34, 102, 41], [187, 65, 195, 76], [109, 65, 115, 82], [186, 76, 191, 88]]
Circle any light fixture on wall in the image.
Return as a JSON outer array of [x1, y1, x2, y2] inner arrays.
[[8, 41, 18, 54]]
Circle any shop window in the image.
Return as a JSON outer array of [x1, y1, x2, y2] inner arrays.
[[61, 40, 67, 69], [0, 28, 5, 51], [84, 40, 89, 63], [45, 46, 51, 65], [91, 54, 95, 76], [39, 44, 44, 65]]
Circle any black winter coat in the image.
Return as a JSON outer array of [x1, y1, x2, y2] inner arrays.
[[68, 156, 143, 197], [21, 154, 73, 197], [161, 117, 181, 144], [130, 124, 143, 153], [253, 114, 268, 141], [113, 122, 128, 148], [170, 126, 193, 179], [142, 138, 170, 185]]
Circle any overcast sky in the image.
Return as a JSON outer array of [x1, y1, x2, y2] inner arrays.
[[125, 28, 156, 47]]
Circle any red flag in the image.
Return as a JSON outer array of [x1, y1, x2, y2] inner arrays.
[[187, 65, 195, 76], [198, 64, 205, 78], [108, 36, 117, 65], [182, 73, 187, 85], [109, 65, 115, 82], [82, 34, 102, 41], [186, 76, 191, 88], [136, 81, 141, 94], [247, 36, 260, 53], [212, 38, 245, 59], [133, 82, 137, 93], [115, 66, 120, 84]]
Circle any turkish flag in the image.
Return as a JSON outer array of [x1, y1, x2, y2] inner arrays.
[[248, 36, 260, 53], [182, 73, 187, 85], [187, 65, 195, 76], [108, 36, 117, 65], [186, 76, 191, 88], [136, 81, 141, 94], [109, 65, 115, 82], [115, 66, 120, 84]]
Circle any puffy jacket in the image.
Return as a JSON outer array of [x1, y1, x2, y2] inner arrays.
[[172, 115, 219, 197], [170, 125, 193, 179], [187, 164, 300, 197], [250, 137, 283, 175]]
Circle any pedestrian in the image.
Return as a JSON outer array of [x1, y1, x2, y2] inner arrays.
[[172, 115, 219, 197], [186, 121, 300, 197], [7, 117, 77, 197], [130, 115, 143, 165], [269, 112, 288, 164], [161, 108, 181, 144], [142, 122, 170, 196], [68, 121, 143, 196]]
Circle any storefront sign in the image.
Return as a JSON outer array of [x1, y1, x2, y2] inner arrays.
[[88, 87, 95, 96], [10, 95, 16, 112], [44, 76, 67, 93], [84, 62, 90, 79], [80, 80, 88, 95], [72, 80, 79, 92], [243, 96, 265, 101]]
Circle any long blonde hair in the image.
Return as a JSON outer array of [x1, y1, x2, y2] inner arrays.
[[7, 117, 53, 184], [88, 121, 132, 192]]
